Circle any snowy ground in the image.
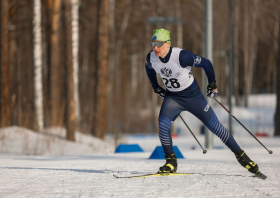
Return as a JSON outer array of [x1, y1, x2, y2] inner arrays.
[[0, 126, 280, 197]]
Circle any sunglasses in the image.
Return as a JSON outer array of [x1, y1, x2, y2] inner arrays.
[[151, 40, 170, 47]]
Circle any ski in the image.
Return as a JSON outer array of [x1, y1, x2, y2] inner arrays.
[[113, 172, 198, 178], [113, 172, 267, 179]]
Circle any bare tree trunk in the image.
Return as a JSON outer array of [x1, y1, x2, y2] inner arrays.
[[77, 0, 97, 134], [33, 0, 44, 132], [175, 0, 183, 48], [95, 0, 109, 139], [243, 0, 249, 106], [267, 20, 279, 93], [233, 0, 240, 106], [115, 0, 132, 89], [108, 0, 115, 77], [121, 47, 128, 132], [50, 0, 62, 126], [244, 0, 259, 106], [64, 0, 76, 141], [107, 0, 115, 134], [71, 0, 80, 128], [0, 0, 10, 127], [248, 0, 259, 94], [275, 16, 280, 136], [131, 38, 138, 100], [9, 11, 18, 126], [112, 0, 131, 133], [41, 0, 52, 129]]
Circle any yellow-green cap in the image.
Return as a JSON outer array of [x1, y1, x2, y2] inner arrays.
[[151, 28, 171, 44]]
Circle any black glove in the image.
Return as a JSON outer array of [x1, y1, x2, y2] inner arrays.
[[207, 82, 218, 98], [154, 87, 165, 99]]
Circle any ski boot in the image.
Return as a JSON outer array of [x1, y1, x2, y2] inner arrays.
[[235, 149, 267, 179], [158, 152, 177, 173]]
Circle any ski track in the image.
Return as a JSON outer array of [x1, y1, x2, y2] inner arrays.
[[0, 147, 280, 198]]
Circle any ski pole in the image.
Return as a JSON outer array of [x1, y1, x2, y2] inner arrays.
[[179, 115, 207, 154], [213, 97, 273, 154]]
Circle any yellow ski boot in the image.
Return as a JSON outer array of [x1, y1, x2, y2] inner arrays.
[[158, 152, 178, 173]]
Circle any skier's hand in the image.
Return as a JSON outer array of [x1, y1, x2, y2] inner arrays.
[[207, 82, 218, 98], [154, 86, 165, 99]]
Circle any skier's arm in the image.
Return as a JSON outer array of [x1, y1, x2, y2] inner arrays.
[[179, 50, 216, 84], [145, 52, 160, 90]]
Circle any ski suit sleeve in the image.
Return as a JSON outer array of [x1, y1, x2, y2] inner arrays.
[[145, 52, 160, 90], [179, 50, 216, 84]]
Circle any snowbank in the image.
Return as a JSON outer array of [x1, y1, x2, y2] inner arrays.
[[0, 126, 115, 156]]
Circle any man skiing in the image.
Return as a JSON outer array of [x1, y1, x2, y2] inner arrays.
[[145, 28, 263, 177]]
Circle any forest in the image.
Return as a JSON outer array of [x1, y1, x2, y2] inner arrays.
[[1, 0, 280, 141]]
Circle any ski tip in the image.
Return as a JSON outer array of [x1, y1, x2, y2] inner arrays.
[[256, 172, 267, 180]]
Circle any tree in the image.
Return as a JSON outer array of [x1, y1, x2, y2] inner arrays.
[[114, 0, 132, 128], [175, 0, 183, 48], [275, 16, 280, 136], [233, 0, 240, 106], [50, 0, 63, 126], [0, 0, 10, 127], [33, 0, 44, 131], [107, 0, 115, 134], [243, 0, 259, 106], [95, 0, 109, 139], [71, 0, 80, 128], [64, 0, 76, 141]]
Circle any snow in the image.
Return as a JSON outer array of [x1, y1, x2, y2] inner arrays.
[[0, 126, 115, 156], [1, 126, 280, 197], [0, 94, 279, 197]]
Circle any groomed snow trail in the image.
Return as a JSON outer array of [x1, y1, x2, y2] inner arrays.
[[0, 147, 280, 198]]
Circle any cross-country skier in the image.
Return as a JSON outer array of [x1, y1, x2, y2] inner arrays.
[[145, 28, 262, 177]]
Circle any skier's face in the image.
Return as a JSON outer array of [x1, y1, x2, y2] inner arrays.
[[152, 41, 170, 58]]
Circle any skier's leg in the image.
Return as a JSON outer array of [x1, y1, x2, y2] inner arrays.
[[158, 96, 184, 173], [185, 93, 261, 175], [185, 93, 240, 153], [158, 96, 184, 154]]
